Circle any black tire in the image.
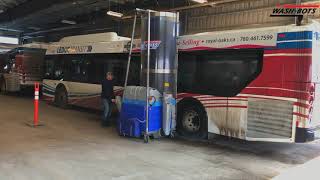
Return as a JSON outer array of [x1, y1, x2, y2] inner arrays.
[[177, 99, 208, 139], [54, 85, 68, 108], [0, 78, 6, 94], [144, 134, 150, 143]]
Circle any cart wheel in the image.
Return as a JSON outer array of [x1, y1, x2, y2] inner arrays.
[[144, 134, 150, 143], [170, 131, 176, 138], [152, 131, 161, 139]]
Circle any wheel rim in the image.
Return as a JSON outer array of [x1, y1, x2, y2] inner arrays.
[[182, 109, 201, 133]]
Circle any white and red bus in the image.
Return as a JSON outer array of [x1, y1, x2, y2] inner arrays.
[[0, 45, 46, 93], [42, 22, 320, 143]]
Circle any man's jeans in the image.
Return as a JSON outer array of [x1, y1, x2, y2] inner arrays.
[[102, 98, 112, 124]]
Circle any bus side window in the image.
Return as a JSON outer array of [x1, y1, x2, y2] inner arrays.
[[126, 55, 140, 86], [87, 55, 104, 84], [109, 61, 126, 86], [178, 49, 263, 97], [53, 56, 64, 80], [44, 57, 55, 79], [177, 53, 197, 93], [68, 55, 88, 83]]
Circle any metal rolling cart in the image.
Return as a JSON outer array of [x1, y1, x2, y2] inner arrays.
[[122, 9, 178, 143]]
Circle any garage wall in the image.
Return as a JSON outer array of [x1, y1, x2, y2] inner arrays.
[[183, 0, 320, 34], [118, 0, 320, 38], [24, 0, 320, 42]]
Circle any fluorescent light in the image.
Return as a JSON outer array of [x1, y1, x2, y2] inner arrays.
[[0, 36, 19, 45], [191, 0, 208, 3], [107, 11, 123, 18], [61, 19, 77, 25]]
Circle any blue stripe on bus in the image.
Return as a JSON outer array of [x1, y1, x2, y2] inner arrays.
[[42, 88, 55, 96], [277, 31, 313, 41], [276, 41, 312, 49], [42, 84, 55, 91]]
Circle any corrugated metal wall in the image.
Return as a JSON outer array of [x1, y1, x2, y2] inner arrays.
[[119, 0, 320, 37], [183, 0, 320, 34]]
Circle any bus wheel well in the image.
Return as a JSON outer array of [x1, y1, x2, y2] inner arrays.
[[177, 97, 208, 139], [56, 84, 66, 91], [0, 76, 6, 93], [54, 84, 68, 108], [0, 75, 4, 83]]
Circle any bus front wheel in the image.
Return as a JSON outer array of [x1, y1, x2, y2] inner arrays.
[[0, 78, 6, 94], [177, 99, 208, 140], [55, 86, 68, 108]]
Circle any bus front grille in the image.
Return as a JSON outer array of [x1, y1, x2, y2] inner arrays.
[[247, 98, 294, 139]]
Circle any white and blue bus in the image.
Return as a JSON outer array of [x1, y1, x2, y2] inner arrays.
[[42, 21, 320, 143]]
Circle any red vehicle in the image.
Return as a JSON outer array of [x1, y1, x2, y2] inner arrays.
[[0, 47, 46, 93]]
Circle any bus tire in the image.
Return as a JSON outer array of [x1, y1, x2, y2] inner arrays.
[[177, 98, 208, 140], [0, 78, 6, 94], [54, 85, 68, 108]]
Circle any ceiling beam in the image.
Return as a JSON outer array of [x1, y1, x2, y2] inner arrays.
[[0, 0, 71, 23], [0, 0, 127, 25]]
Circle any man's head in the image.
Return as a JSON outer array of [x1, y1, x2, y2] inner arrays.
[[106, 72, 113, 80]]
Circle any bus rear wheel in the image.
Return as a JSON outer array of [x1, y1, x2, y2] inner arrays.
[[177, 100, 208, 140], [55, 86, 68, 108]]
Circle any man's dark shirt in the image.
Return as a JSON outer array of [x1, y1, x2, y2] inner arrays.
[[101, 79, 115, 100]]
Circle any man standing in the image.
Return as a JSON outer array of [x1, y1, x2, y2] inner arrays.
[[101, 72, 115, 126]]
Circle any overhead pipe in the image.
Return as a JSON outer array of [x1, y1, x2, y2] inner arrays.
[[22, 23, 116, 37], [121, 0, 242, 19], [295, 0, 302, 26], [0, 27, 23, 32]]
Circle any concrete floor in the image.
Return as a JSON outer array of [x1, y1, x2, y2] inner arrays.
[[1, 95, 320, 180]]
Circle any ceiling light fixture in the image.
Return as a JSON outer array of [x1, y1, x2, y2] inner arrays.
[[61, 19, 77, 25], [107, 11, 123, 18], [191, 0, 208, 3]]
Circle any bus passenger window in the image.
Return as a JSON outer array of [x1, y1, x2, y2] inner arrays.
[[44, 58, 55, 79], [53, 56, 64, 80], [87, 55, 105, 84], [68, 56, 89, 83], [109, 61, 126, 86], [127, 56, 141, 86], [178, 49, 264, 97]]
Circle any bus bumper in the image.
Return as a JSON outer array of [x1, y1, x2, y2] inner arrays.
[[295, 127, 315, 143]]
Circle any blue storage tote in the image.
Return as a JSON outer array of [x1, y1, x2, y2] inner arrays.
[[118, 86, 162, 138]]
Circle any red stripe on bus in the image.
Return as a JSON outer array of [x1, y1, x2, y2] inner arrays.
[[197, 97, 248, 101], [293, 102, 311, 109], [264, 48, 312, 54], [179, 45, 275, 51], [203, 103, 244, 105], [293, 112, 309, 119], [241, 89, 312, 101], [205, 105, 248, 108]]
